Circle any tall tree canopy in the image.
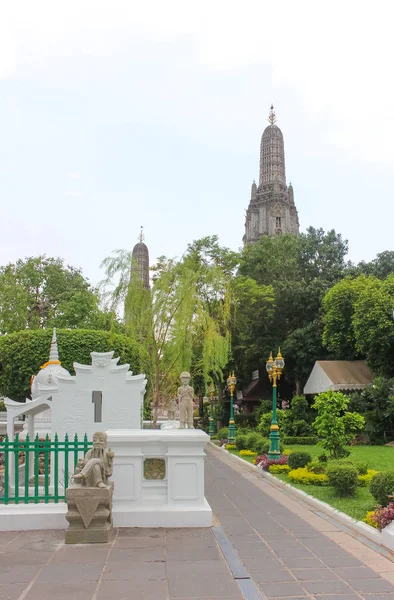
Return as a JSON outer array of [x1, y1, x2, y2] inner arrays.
[[0, 256, 115, 334]]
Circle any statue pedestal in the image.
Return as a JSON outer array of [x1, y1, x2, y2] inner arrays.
[[107, 429, 212, 528], [65, 482, 113, 544]]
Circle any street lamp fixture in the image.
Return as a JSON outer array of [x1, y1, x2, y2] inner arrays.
[[209, 384, 216, 436], [266, 349, 285, 460], [227, 372, 237, 443]]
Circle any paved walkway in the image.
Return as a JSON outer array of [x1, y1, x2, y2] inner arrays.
[[2, 445, 394, 600]]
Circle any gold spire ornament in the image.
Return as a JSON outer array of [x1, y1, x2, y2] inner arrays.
[[268, 104, 277, 125]]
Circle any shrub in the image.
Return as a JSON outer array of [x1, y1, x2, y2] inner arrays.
[[256, 454, 289, 470], [283, 448, 292, 456], [370, 471, 394, 507], [235, 413, 257, 429], [288, 468, 328, 486], [269, 464, 291, 474], [355, 462, 368, 476], [363, 511, 379, 529], [358, 470, 379, 487], [225, 444, 236, 451], [318, 453, 328, 463], [288, 452, 312, 470], [217, 427, 229, 441], [255, 438, 270, 455], [257, 410, 285, 437], [0, 329, 140, 400], [0, 400, 5, 412], [282, 436, 319, 445], [306, 460, 326, 474], [235, 434, 248, 451], [326, 463, 358, 496], [244, 432, 263, 452], [369, 502, 394, 530], [239, 449, 257, 457], [312, 391, 365, 458]]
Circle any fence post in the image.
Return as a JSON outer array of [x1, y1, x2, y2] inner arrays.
[[44, 434, 50, 503], [73, 434, 79, 471], [14, 434, 19, 505], [64, 434, 69, 492], [3, 435, 9, 505], [34, 434, 39, 503], [54, 433, 59, 502], [24, 434, 30, 504]]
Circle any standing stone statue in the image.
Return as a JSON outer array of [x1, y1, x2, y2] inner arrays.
[[177, 371, 194, 429], [65, 432, 115, 544], [73, 431, 114, 488]]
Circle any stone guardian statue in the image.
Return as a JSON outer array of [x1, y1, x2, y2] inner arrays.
[[65, 432, 115, 544], [73, 431, 114, 488], [177, 371, 194, 429]]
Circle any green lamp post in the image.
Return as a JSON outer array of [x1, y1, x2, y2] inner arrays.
[[227, 372, 237, 443], [266, 349, 285, 460], [209, 384, 216, 436]]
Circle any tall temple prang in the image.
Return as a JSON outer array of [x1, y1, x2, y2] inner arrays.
[[132, 226, 150, 289], [244, 105, 300, 244]]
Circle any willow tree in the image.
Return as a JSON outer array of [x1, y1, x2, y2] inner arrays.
[[100, 237, 235, 423]]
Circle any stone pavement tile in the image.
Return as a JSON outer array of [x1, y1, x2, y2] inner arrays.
[[96, 579, 168, 600], [0, 583, 28, 600], [258, 581, 308, 597], [7, 530, 63, 553], [320, 556, 364, 568], [103, 561, 166, 581], [302, 537, 342, 549], [314, 596, 359, 600], [117, 527, 166, 537], [289, 568, 339, 581], [226, 534, 263, 548], [0, 532, 21, 545], [235, 545, 274, 559], [38, 563, 103, 583], [1, 565, 41, 584], [240, 556, 283, 571], [346, 578, 394, 593], [25, 581, 97, 600], [313, 546, 353, 558], [166, 545, 222, 562], [167, 573, 240, 599], [282, 557, 324, 569], [266, 539, 305, 550], [114, 535, 167, 548], [0, 550, 53, 566], [273, 548, 315, 559], [108, 547, 165, 563], [51, 546, 109, 564], [363, 595, 394, 600], [335, 566, 380, 579], [248, 568, 296, 583], [302, 581, 356, 595]]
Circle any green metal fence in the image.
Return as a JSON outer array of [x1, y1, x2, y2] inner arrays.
[[0, 434, 92, 505]]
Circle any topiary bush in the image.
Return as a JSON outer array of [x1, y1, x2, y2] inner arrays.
[[244, 432, 263, 452], [306, 460, 326, 474], [217, 427, 229, 441], [255, 438, 270, 456], [235, 434, 248, 451], [370, 471, 394, 507], [0, 329, 141, 400], [288, 451, 312, 470], [268, 464, 291, 474], [288, 468, 328, 486], [326, 463, 359, 497]]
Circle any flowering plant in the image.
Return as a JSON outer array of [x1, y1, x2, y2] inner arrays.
[[369, 500, 394, 530], [255, 454, 289, 470], [239, 449, 257, 457]]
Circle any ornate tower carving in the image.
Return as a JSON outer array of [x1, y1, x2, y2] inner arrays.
[[132, 227, 150, 289], [244, 106, 300, 244]]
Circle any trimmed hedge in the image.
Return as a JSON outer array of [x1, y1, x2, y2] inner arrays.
[[0, 329, 141, 400], [283, 436, 319, 445], [370, 471, 394, 507], [326, 463, 358, 497], [288, 452, 312, 470], [288, 468, 328, 486]]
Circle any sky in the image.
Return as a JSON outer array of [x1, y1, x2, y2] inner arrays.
[[1, 0, 393, 287]]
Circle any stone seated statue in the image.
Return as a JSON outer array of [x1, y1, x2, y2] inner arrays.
[[73, 431, 114, 488]]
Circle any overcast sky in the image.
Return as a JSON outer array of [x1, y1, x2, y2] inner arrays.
[[1, 1, 393, 286]]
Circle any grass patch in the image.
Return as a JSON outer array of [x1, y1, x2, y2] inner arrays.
[[227, 444, 394, 522], [227, 448, 256, 464]]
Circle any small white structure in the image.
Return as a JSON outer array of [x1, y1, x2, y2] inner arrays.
[[304, 360, 374, 396], [108, 429, 212, 527]]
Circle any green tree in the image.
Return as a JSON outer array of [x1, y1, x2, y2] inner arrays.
[[101, 236, 235, 423], [0, 256, 115, 334], [312, 390, 365, 458]]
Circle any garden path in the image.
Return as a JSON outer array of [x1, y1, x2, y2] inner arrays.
[[2, 446, 394, 600]]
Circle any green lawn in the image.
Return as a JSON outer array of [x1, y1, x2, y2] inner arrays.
[[228, 445, 394, 522]]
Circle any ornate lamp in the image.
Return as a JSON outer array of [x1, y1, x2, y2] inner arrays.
[[266, 349, 285, 460], [227, 372, 237, 443]]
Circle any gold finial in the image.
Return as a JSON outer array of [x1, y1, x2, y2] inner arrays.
[[268, 104, 276, 125], [139, 226, 145, 243]]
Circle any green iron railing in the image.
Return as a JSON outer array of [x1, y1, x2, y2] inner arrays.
[[0, 433, 92, 505]]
